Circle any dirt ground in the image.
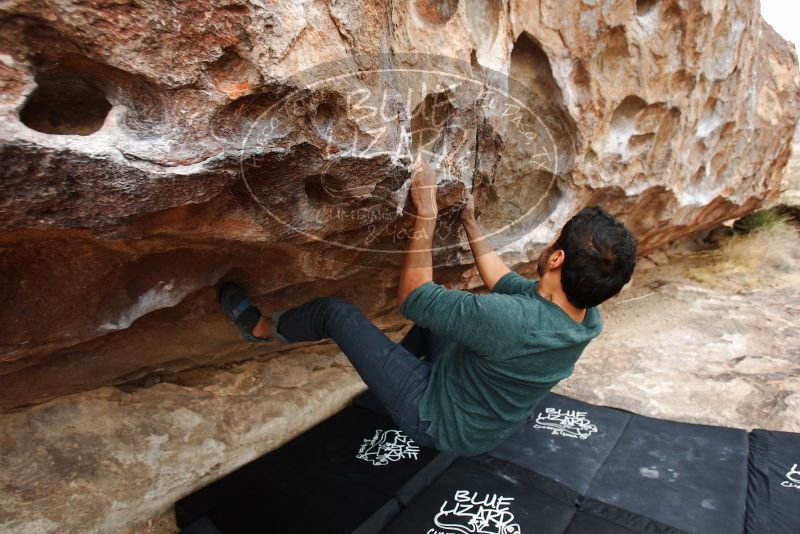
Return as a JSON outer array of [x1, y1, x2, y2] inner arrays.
[[558, 217, 800, 432]]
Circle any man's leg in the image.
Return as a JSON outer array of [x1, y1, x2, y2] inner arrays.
[[400, 324, 426, 359], [270, 296, 437, 449], [399, 324, 448, 365]]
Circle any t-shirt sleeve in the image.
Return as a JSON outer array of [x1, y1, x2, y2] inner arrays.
[[491, 270, 536, 295], [399, 281, 526, 357]]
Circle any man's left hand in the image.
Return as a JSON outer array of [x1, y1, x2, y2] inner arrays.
[[410, 155, 438, 218]]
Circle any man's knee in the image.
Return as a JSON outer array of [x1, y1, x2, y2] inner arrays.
[[317, 295, 360, 317], [319, 295, 352, 307], [313, 296, 362, 333]]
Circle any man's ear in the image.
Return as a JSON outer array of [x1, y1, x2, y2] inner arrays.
[[550, 249, 565, 269]]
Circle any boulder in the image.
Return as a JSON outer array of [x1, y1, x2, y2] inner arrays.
[[0, 0, 798, 409]]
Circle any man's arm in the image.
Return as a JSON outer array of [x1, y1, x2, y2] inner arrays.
[[461, 193, 537, 295], [398, 186, 530, 356], [398, 156, 438, 305], [460, 192, 511, 291]]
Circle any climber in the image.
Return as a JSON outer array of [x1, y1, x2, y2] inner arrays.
[[219, 156, 637, 456]]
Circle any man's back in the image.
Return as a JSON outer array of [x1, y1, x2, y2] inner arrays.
[[399, 270, 603, 456]]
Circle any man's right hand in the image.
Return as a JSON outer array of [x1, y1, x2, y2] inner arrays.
[[460, 190, 476, 224], [410, 156, 439, 218]]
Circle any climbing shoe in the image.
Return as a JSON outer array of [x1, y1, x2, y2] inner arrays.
[[218, 282, 273, 342]]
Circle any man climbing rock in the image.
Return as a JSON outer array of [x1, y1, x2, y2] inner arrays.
[[219, 156, 637, 456]]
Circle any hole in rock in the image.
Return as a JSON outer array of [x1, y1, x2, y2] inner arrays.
[[476, 31, 576, 249], [414, 0, 459, 25], [670, 69, 696, 96], [220, 4, 250, 15], [628, 132, 655, 153], [212, 92, 290, 146], [312, 101, 337, 138], [206, 49, 260, 99], [304, 174, 352, 204], [710, 152, 727, 178], [593, 26, 630, 82], [300, 92, 353, 147], [509, 32, 564, 105], [20, 71, 111, 135], [636, 0, 658, 16], [508, 30, 578, 164], [610, 95, 647, 130], [571, 59, 591, 93], [689, 165, 706, 186], [718, 121, 736, 142]]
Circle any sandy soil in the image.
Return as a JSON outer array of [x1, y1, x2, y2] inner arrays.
[[558, 220, 800, 432]]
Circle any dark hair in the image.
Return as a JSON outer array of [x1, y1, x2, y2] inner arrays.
[[553, 206, 638, 308]]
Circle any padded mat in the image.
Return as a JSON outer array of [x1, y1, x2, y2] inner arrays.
[[383, 455, 579, 534], [175, 388, 798, 534], [175, 403, 450, 533], [179, 517, 222, 534], [564, 498, 688, 534], [386, 454, 695, 534], [584, 414, 749, 534], [487, 392, 632, 495], [745, 429, 800, 534]]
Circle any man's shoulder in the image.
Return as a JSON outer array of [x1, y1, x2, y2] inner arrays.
[[586, 305, 603, 334], [523, 304, 603, 349]]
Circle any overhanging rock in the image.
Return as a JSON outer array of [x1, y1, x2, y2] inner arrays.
[[0, 0, 798, 408]]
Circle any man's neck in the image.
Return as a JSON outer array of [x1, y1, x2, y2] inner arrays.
[[537, 279, 587, 324]]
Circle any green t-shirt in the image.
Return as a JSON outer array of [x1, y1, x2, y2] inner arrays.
[[399, 270, 603, 456]]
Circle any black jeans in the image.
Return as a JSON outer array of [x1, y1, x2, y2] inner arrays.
[[270, 296, 446, 449]]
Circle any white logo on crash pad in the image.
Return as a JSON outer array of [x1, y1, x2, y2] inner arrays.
[[782, 463, 800, 490], [533, 408, 598, 440], [356, 429, 420, 466], [429, 490, 521, 534]]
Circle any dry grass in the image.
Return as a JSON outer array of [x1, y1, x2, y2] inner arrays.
[[686, 219, 800, 289]]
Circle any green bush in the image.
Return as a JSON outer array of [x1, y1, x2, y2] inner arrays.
[[732, 208, 791, 234]]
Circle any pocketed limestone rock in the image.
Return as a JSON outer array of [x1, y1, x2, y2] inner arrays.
[[0, 0, 798, 410]]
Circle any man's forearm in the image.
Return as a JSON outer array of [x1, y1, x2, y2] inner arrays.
[[462, 217, 510, 291], [398, 213, 437, 304]]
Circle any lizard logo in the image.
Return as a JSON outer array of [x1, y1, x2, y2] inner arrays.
[[532, 407, 598, 440]]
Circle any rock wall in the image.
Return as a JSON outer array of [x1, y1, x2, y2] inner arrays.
[[781, 123, 800, 204], [0, 342, 370, 533], [1, 0, 798, 410]]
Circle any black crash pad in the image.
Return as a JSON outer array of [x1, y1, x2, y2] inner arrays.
[[383, 455, 579, 534], [488, 393, 632, 495], [564, 498, 687, 534], [745, 429, 800, 534], [487, 393, 749, 533], [584, 413, 749, 534], [175, 402, 453, 533], [178, 517, 222, 534], [175, 387, 798, 534], [382, 453, 689, 534]]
